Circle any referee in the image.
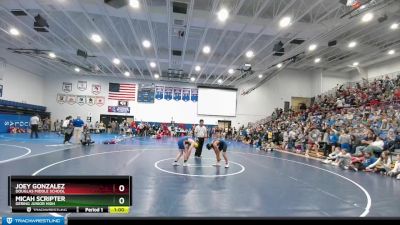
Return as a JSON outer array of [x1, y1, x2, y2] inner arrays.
[[194, 119, 207, 158]]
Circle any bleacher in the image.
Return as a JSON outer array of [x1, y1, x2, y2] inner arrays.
[[0, 99, 46, 112]]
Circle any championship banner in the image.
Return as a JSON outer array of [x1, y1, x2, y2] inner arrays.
[[57, 94, 66, 104], [108, 106, 130, 113], [67, 95, 76, 105], [182, 88, 190, 102], [155, 85, 164, 100], [62, 82, 72, 93], [191, 88, 198, 102], [86, 96, 95, 106], [164, 87, 173, 101], [95, 96, 105, 107], [173, 87, 182, 101], [77, 95, 85, 105], [77, 81, 87, 91], [92, 84, 101, 95]]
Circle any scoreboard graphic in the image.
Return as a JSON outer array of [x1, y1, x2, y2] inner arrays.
[[137, 83, 155, 103], [8, 176, 131, 214]]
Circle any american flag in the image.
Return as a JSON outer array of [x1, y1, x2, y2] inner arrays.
[[108, 83, 136, 101]]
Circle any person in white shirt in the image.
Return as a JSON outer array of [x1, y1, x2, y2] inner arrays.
[[387, 154, 400, 179], [30, 114, 40, 138], [365, 150, 392, 173], [336, 98, 343, 108], [194, 119, 207, 158], [363, 136, 384, 155]]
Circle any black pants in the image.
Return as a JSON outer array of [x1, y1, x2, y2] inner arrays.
[[322, 143, 331, 156], [64, 133, 73, 143], [195, 137, 205, 157], [30, 124, 38, 138]]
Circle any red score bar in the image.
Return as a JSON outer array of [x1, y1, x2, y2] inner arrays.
[[14, 183, 130, 195]]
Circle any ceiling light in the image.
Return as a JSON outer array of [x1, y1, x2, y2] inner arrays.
[[195, 65, 201, 71], [190, 77, 196, 82], [124, 71, 130, 76], [91, 33, 102, 43], [348, 41, 357, 48], [279, 16, 291, 28], [390, 23, 398, 30], [112, 58, 121, 65], [245, 50, 254, 58], [142, 40, 151, 48], [276, 63, 282, 68], [74, 67, 80, 72], [388, 49, 395, 55], [129, 0, 140, 8], [258, 74, 263, 79], [217, 8, 229, 22], [353, 62, 359, 66], [361, 12, 374, 22], [314, 58, 321, 63], [228, 68, 234, 74], [202, 45, 210, 54], [150, 62, 156, 68], [309, 44, 317, 51], [217, 79, 223, 84], [9, 27, 20, 36], [48, 52, 56, 58], [154, 73, 160, 79]]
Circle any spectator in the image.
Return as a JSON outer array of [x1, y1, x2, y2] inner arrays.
[[353, 152, 377, 172], [387, 154, 400, 179], [72, 116, 85, 144], [363, 136, 385, 156], [365, 150, 392, 174], [30, 114, 40, 139], [64, 122, 74, 144]]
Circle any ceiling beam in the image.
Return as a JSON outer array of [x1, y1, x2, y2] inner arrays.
[[77, 0, 130, 77], [193, 0, 246, 83], [100, 3, 144, 77], [201, 0, 272, 84], [32, 0, 109, 76], [143, 0, 162, 80], [185, 0, 220, 81], [179, 0, 194, 70]]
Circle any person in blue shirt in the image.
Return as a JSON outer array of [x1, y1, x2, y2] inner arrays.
[[329, 130, 339, 153], [353, 152, 377, 172], [206, 139, 229, 168], [173, 136, 198, 167], [72, 116, 85, 144]]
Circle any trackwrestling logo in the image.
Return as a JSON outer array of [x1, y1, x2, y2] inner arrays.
[[2, 217, 64, 225]]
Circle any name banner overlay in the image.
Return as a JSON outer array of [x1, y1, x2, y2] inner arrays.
[[2, 217, 64, 225], [8, 176, 132, 213]]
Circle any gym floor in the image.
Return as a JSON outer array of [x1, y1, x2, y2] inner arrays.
[[0, 133, 399, 217]]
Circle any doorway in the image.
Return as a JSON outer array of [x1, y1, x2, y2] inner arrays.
[[218, 120, 231, 130]]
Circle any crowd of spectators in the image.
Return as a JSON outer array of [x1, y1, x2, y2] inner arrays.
[[237, 74, 400, 179]]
